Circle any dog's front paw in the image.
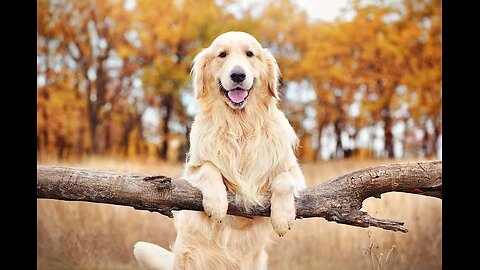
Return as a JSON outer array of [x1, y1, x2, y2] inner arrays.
[[270, 195, 296, 237], [202, 189, 228, 223]]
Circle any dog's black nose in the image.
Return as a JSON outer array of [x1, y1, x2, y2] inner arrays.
[[230, 66, 246, 83]]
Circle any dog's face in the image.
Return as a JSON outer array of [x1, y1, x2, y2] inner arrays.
[[192, 31, 280, 110]]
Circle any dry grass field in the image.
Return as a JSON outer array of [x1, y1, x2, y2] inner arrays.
[[37, 157, 441, 270]]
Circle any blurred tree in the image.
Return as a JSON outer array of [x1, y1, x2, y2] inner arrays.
[[299, 21, 360, 159], [135, 0, 235, 159], [37, 0, 61, 158], [350, 3, 405, 158], [292, 0, 441, 159], [57, 0, 141, 154], [399, 0, 442, 157], [37, 0, 145, 159], [37, 0, 441, 161]]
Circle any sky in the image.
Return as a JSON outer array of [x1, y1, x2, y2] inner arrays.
[[295, 0, 350, 22], [127, 0, 352, 22], [225, 0, 351, 22]]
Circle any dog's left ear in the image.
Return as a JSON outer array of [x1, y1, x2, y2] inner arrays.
[[264, 48, 280, 99]]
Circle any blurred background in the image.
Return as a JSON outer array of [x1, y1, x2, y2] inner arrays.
[[37, 0, 442, 269]]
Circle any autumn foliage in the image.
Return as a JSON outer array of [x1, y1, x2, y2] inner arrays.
[[37, 0, 442, 161]]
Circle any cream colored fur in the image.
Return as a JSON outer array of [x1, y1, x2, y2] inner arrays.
[[134, 31, 306, 270]]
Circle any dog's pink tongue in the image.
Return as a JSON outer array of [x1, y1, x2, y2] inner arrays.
[[228, 90, 248, 103]]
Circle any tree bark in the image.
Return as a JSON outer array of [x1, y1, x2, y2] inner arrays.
[[37, 161, 441, 233]]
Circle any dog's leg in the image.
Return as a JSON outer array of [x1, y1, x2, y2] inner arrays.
[[270, 172, 297, 237], [187, 162, 228, 223]]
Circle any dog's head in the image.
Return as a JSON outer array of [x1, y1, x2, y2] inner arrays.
[[191, 31, 280, 110]]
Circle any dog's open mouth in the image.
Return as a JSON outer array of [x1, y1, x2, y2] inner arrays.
[[227, 88, 249, 103], [219, 79, 255, 107]]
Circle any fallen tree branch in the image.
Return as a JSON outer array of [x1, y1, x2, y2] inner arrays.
[[37, 161, 441, 233]]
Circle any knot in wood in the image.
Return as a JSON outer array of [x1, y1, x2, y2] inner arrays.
[[143, 175, 172, 191]]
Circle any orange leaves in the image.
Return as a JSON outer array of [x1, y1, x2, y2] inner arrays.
[[37, 0, 442, 159]]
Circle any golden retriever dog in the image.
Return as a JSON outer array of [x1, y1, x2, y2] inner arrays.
[[134, 31, 306, 270]]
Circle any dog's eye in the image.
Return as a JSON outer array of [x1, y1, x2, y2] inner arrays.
[[218, 52, 227, 58], [246, 50, 254, 57]]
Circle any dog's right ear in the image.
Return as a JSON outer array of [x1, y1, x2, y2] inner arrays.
[[191, 48, 209, 99]]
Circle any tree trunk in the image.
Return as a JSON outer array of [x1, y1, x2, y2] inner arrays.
[[422, 118, 432, 157], [88, 113, 99, 154], [120, 115, 135, 157], [72, 72, 86, 161], [159, 94, 173, 160], [432, 115, 442, 157], [75, 109, 85, 161], [86, 62, 108, 155], [55, 132, 66, 160], [39, 39, 51, 159], [378, 79, 397, 159], [86, 81, 99, 154], [314, 129, 322, 161], [37, 161, 442, 233], [334, 118, 344, 158], [75, 126, 85, 161], [121, 127, 131, 157], [135, 113, 145, 157], [40, 124, 49, 159], [103, 118, 112, 154], [383, 111, 394, 158]]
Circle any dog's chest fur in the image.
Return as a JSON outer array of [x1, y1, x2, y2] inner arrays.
[[186, 106, 298, 203]]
